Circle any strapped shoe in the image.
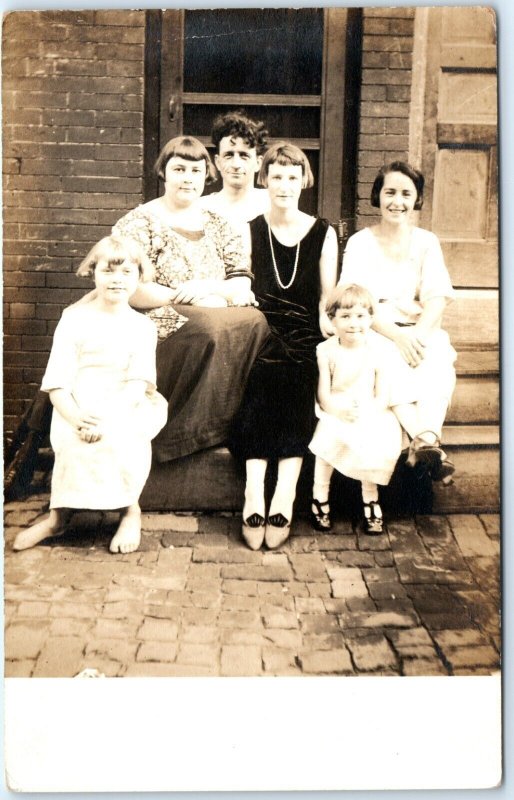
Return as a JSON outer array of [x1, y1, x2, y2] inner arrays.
[[363, 502, 384, 535], [310, 499, 332, 532]]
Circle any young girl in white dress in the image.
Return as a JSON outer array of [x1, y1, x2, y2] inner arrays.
[[13, 235, 168, 554], [309, 284, 410, 534]]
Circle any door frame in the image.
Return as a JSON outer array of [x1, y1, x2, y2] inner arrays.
[[143, 8, 361, 231]]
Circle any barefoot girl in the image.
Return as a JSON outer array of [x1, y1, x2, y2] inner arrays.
[[13, 236, 167, 554], [309, 284, 406, 534]]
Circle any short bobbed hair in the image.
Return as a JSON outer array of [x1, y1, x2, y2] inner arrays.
[[258, 141, 314, 189], [154, 135, 217, 184], [211, 110, 268, 155], [325, 283, 376, 319], [77, 235, 154, 282], [370, 161, 424, 210]]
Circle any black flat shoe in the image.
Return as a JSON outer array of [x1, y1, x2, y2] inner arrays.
[[363, 502, 383, 535], [310, 499, 331, 532], [242, 513, 265, 550]]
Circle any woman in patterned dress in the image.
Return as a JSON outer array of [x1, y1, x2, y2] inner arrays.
[[111, 136, 270, 462]]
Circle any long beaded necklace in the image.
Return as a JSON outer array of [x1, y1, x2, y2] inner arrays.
[[267, 221, 300, 290]]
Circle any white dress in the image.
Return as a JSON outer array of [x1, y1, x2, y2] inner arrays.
[[341, 226, 457, 403], [42, 305, 167, 510], [309, 333, 406, 486]]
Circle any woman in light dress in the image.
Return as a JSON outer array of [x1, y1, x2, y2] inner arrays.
[[341, 161, 457, 483]]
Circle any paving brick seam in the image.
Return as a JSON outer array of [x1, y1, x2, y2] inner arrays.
[[4, 497, 501, 677]]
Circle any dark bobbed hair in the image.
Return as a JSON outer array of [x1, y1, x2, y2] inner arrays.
[[325, 283, 376, 319], [258, 141, 314, 189], [77, 235, 154, 282], [154, 136, 217, 184], [211, 109, 268, 155], [370, 161, 424, 210]]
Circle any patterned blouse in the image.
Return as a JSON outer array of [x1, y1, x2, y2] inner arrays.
[[112, 206, 252, 338]]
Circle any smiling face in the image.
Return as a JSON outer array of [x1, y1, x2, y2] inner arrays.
[[331, 304, 373, 346], [164, 156, 207, 207], [215, 136, 261, 191], [379, 170, 418, 224], [265, 162, 303, 210], [94, 258, 140, 305]]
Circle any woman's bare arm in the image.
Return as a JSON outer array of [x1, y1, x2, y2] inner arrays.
[[318, 225, 338, 337]]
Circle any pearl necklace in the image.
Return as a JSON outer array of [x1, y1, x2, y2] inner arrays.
[[267, 222, 300, 290]]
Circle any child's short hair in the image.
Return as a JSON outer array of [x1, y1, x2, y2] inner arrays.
[[258, 141, 314, 189], [325, 283, 376, 319], [211, 110, 268, 155], [154, 135, 217, 184], [77, 235, 154, 282]]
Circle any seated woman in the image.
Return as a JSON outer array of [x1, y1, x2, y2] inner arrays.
[[341, 160, 457, 482], [5, 136, 269, 496], [229, 142, 338, 550], [101, 135, 270, 462]]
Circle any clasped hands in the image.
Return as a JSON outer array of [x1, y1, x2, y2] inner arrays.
[[170, 279, 257, 308], [393, 326, 427, 368], [73, 412, 104, 443]]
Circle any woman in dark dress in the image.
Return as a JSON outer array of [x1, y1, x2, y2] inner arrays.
[[229, 142, 338, 550]]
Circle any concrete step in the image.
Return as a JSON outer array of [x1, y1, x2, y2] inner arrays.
[[140, 424, 500, 514]]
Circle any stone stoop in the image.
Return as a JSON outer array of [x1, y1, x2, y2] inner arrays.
[[141, 342, 500, 514]]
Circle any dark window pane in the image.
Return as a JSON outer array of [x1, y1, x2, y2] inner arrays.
[[183, 105, 320, 142], [184, 9, 324, 95]]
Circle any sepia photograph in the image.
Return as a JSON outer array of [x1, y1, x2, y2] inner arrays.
[[2, 3, 504, 792]]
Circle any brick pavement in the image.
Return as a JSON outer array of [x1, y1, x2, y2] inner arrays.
[[4, 493, 501, 678]]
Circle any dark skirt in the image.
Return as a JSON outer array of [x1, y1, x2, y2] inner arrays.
[[153, 304, 270, 462]]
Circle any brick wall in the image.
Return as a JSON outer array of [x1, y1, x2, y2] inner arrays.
[[355, 7, 415, 229], [2, 10, 146, 438]]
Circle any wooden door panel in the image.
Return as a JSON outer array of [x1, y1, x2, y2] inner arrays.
[[421, 7, 498, 292], [432, 148, 490, 239]]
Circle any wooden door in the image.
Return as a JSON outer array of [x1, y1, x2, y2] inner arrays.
[[145, 8, 361, 230], [420, 7, 498, 354]]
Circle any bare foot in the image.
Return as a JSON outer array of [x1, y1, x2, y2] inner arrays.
[[109, 504, 141, 554], [13, 509, 69, 551]]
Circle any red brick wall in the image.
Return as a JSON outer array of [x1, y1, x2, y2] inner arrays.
[[3, 10, 146, 437], [355, 7, 415, 229]]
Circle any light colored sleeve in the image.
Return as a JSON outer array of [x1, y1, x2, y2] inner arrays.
[[207, 211, 253, 280], [418, 231, 455, 304], [126, 314, 159, 390], [41, 310, 79, 393]]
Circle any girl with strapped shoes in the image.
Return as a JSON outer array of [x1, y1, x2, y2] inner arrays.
[[228, 142, 338, 550], [341, 161, 457, 487], [309, 284, 407, 535]]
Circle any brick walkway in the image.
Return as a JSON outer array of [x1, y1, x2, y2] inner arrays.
[[4, 493, 501, 678]]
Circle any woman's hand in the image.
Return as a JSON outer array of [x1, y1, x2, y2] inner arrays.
[[74, 412, 104, 443], [393, 327, 426, 367], [336, 400, 360, 423], [221, 277, 257, 307], [172, 279, 214, 305]]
